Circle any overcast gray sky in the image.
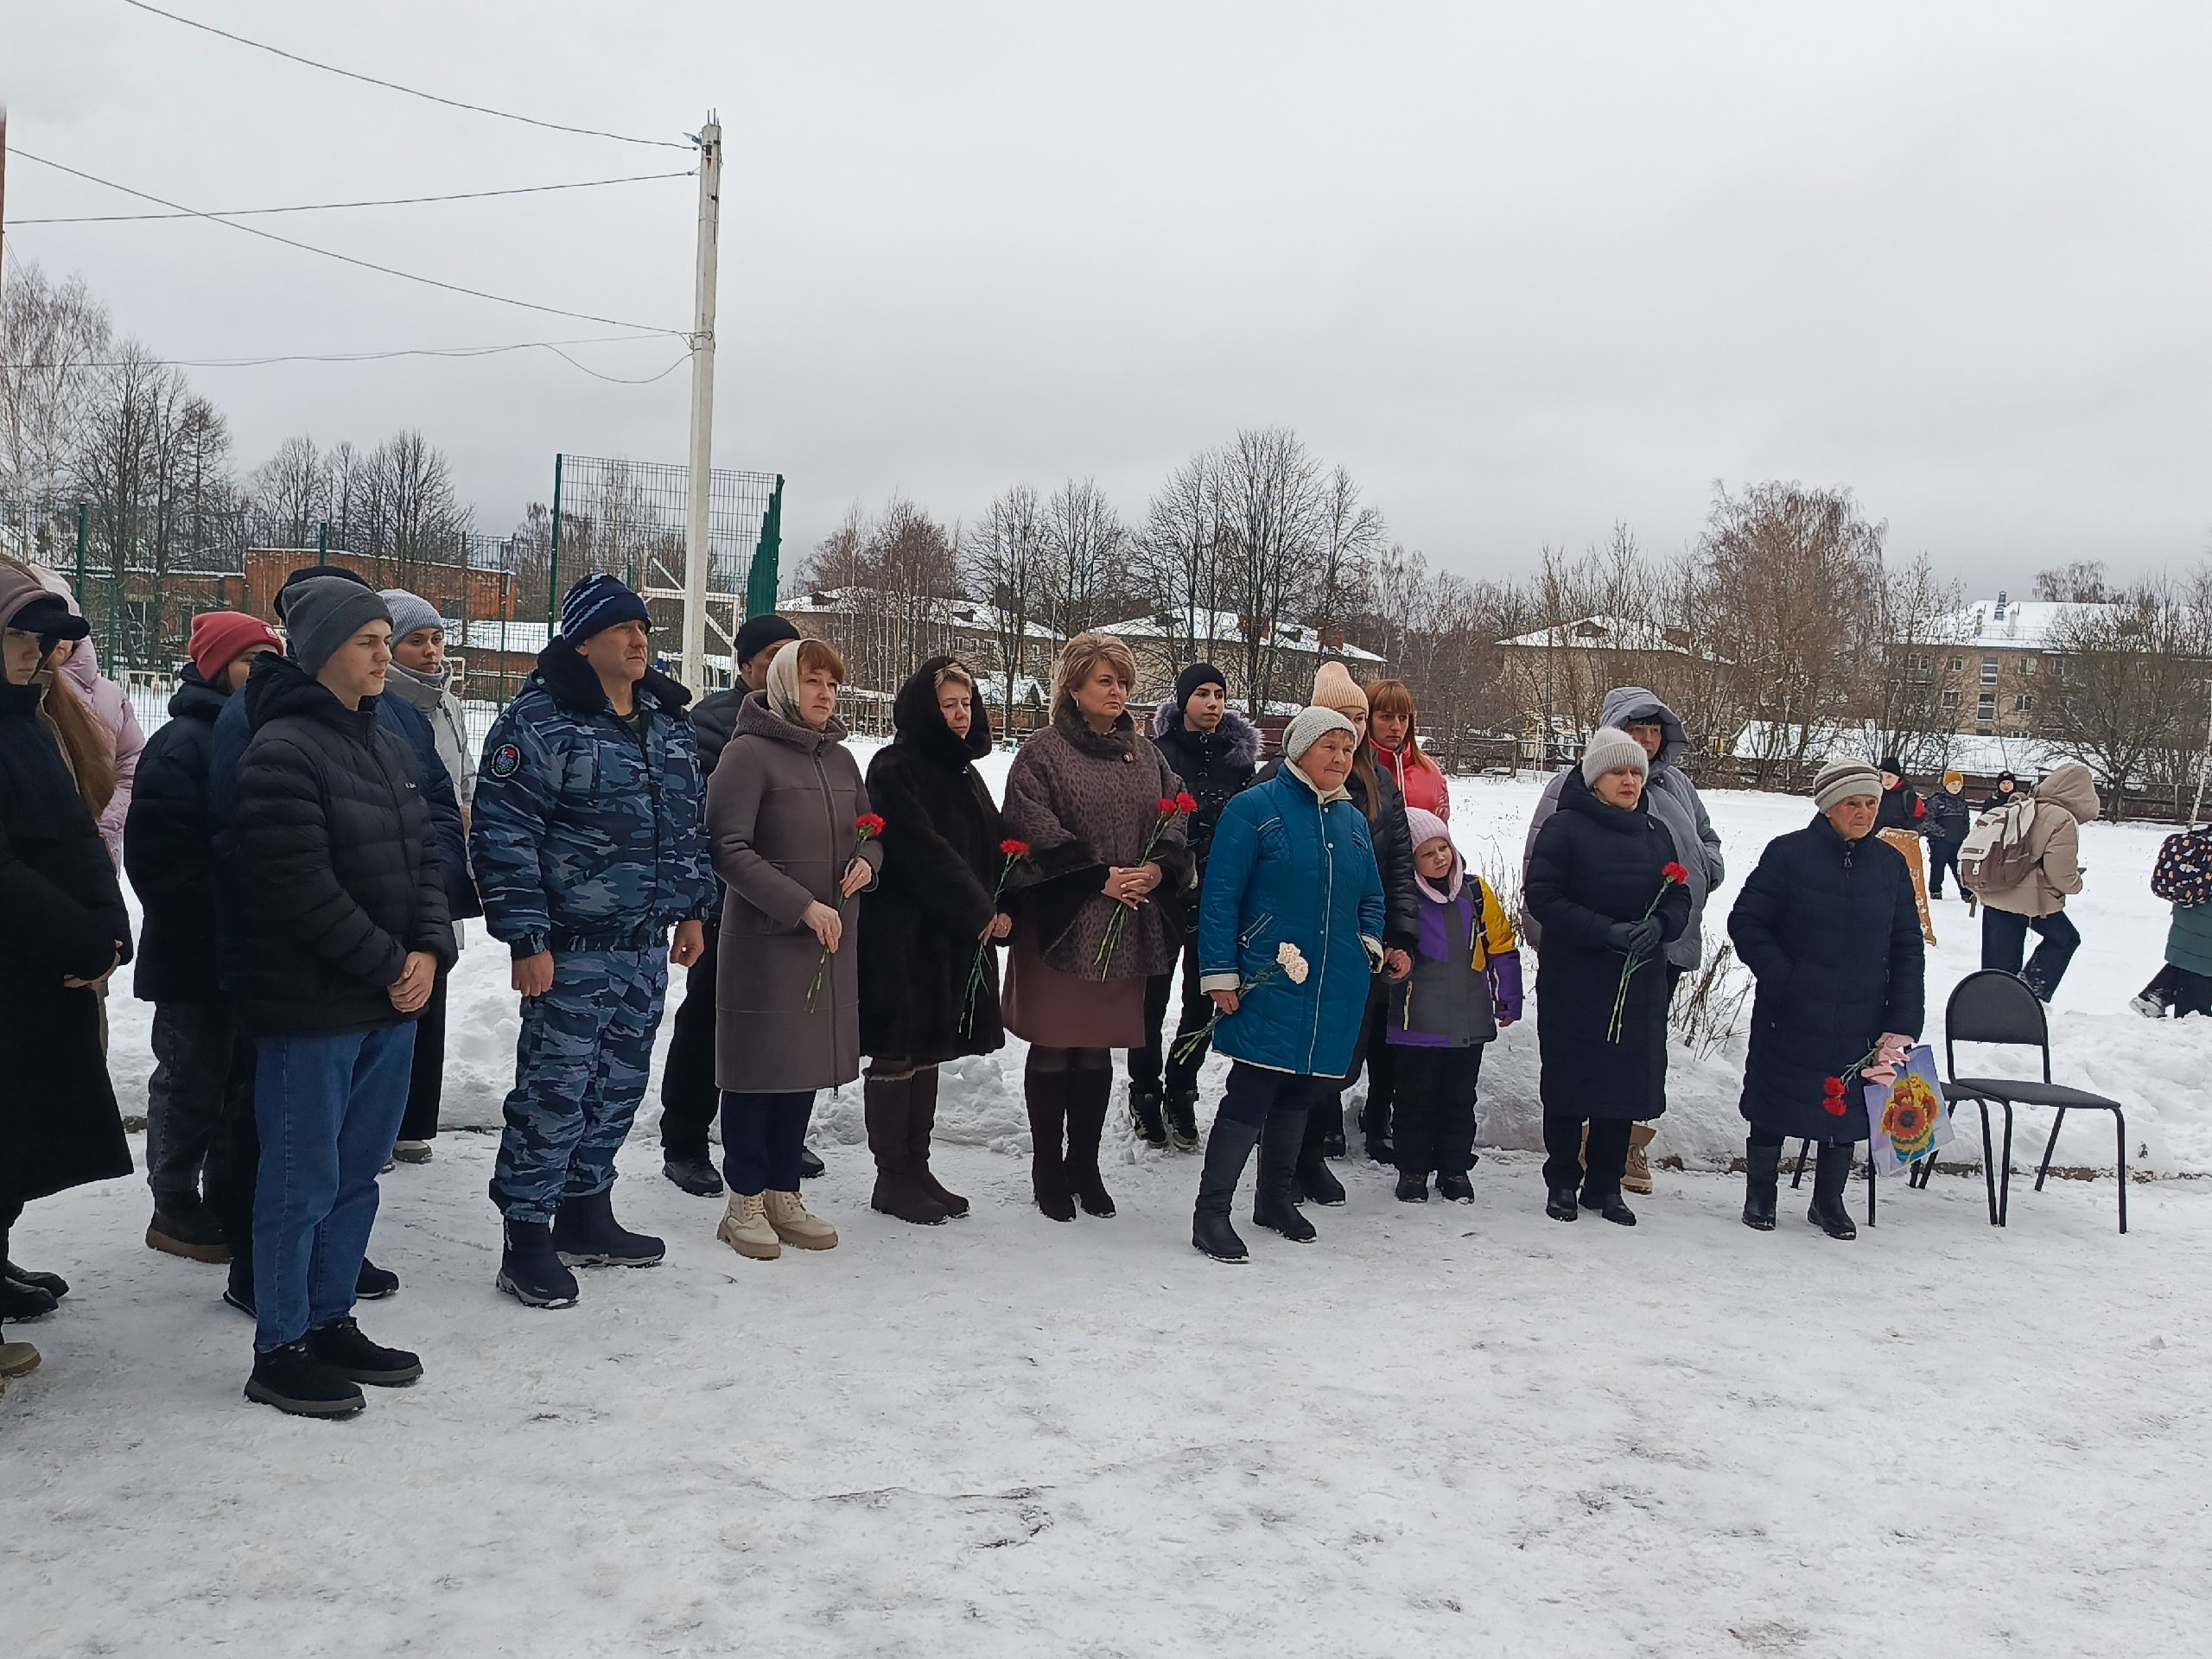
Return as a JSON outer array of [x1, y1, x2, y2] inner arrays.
[[7, 0, 2209, 593]]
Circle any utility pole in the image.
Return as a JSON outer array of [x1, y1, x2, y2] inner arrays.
[[2192, 678, 2212, 827], [680, 115, 721, 690]]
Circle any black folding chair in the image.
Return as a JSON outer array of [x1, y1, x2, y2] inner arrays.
[[1789, 1140, 1877, 1226], [1941, 969, 2129, 1234]]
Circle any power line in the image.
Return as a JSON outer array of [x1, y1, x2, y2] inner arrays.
[[11, 169, 693, 224], [14, 149, 688, 337], [120, 0, 694, 150], [13, 336, 694, 384]]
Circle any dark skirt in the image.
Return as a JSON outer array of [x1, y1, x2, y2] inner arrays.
[[1002, 931, 1146, 1047]]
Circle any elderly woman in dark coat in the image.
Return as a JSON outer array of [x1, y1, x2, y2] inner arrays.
[[1728, 760, 1925, 1240], [0, 568, 132, 1347], [1522, 728, 1691, 1227], [707, 637, 882, 1262], [1001, 632, 1192, 1222], [859, 657, 1007, 1225]]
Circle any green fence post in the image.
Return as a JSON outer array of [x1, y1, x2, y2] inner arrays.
[[548, 452, 564, 630], [317, 521, 329, 568], [747, 474, 784, 617], [73, 501, 88, 594]]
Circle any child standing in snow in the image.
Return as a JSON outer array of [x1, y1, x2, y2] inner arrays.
[[1386, 809, 1522, 1203]]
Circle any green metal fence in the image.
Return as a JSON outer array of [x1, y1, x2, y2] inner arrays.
[[550, 454, 783, 685]]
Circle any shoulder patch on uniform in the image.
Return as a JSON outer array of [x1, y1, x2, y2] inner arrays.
[[489, 742, 523, 779]]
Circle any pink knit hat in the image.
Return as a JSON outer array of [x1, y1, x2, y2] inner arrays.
[[1309, 660, 1369, 719], [1405, 805, 1464, 901]]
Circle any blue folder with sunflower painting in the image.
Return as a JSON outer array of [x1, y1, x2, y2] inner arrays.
[[1863, 1045, 1953, 1177]]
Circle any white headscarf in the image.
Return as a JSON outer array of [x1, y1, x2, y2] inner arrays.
[[763, 639, 819, 729]]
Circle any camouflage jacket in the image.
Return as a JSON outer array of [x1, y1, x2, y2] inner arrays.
[[470, 641, 715, 958]]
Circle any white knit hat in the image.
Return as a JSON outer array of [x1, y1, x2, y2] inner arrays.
[[1580, 726, 1649, 786], [1813, 760, 1884, 813], [1282, 705, 1356, 763]]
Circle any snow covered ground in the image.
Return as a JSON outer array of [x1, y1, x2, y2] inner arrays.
[[11, 748, 2212, 1656]]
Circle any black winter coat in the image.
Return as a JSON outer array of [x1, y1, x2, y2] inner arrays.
[[233, 656, 456, 1033], [1150, 700, 1262, 878], [1728, 816, 1925, 1142], [1876, 783, 1927, 834], [693, 687, 742, 781], [1255, 754, 1420, 952], [0, 675, 132, 1205], [859, 658, 1007, 1063], [1923, 789, 1971, 844], [124, 667, 230, 1003], [1523, 769, 1692, 1121]]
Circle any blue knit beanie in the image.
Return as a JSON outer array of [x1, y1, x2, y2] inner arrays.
[[560, 574, 651, 645]]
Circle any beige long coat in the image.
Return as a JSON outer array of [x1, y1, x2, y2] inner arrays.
[[707, 693, 882, 1094]]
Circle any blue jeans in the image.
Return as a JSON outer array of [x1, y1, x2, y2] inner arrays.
[[720, 1091, 816, 1195], [1981, 907, 2081, 1001], [251, 1022, 416, 1351]]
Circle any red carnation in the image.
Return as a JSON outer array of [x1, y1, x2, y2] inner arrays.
[[1662, 861, 1691, 886], [1824, 1096, 1849, 1117], [1822, 1077, 1846, 1097], [855, 813, 886, 837], [1175, 791, 1199, 815], [1155, 797, 1178, 816], [999, 839, 1031, 859]]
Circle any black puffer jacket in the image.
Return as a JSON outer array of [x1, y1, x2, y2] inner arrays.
[[234, 655, 456, 1033], [124, 666, 231, 1003], [1255, 753, 1419, 951], [1523, 768, 1692, 1121], [1, 674, 133, 1205], [1923, 788, 1971, 845], [860, 658, 1007, 1062], [692, 686, 743, 781], [1876, 781, 1927, 834], [1150, 698, 1261, 879], [1729, 816, 1925, 1142]]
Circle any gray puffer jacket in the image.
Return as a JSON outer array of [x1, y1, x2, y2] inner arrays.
[[1522, 685, 1725, 970]]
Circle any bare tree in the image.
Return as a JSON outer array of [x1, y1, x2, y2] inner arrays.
[[1215, 427, 1326, 709], [1, 260, 113, 558], [1310, 463, 1385, 631], [1130, 448, 1231, 666], [962, 483, 1049, 713], [1036, 476, 1124, 644], [371, 429, 471, 579], [801, 500, 869, 591], [246, 434, 327, 547], [1872, 552, 1965, 771], [2044, 579, 2209, 821], [2033, 560, 2111, 603]]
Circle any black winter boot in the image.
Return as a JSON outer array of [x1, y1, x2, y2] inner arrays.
[[3, 1261, 68, 1300], [1395, 1170, 1429, 1203], [1545, 1186, 1580, 1222], [799, 1146, 827, 1180], [496, 1219, 580, 1307], [866, 1074, 948, 1225], [1064, 1069, 1117, 1217], [662, 1154, 725, 1198], [355, 1258, 399, 1300], [553, 1189, 666, 1266], [1742, 1141, 1782, 1231], [1192, 1116, 1262, 1262], [1254, 1110, 1319, 1243], [306, 1316, 423, 1385], [0, 1276, 58, 1320], [1808, 1142, 1859, 1240], [1295, 1102, 1346, 1205], [906, 1067, 969, 1218], [1165, 1089, 1201, 1153], [1026, 1075, 1076, 1223], [1128, 1082, 1169, 1150], [147, 1195, 231, 1262], [1314, 1090, 1348, 1159], [245, 1340, 365, 1417], [1579, 1183, 1637, 1226]]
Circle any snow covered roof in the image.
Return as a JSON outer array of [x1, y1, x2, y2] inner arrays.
[[1096, 607, 1385, 665], [1934, 597, 2113, 651], [974, 673, 1048, 705], [1497, 614, 1694, 653], [454, 620, 551, 654], [776, 588, 1065, 641]]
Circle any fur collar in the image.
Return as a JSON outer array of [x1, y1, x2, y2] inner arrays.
[[1150, 697, 1262, 769], [533, 636, 693, 719]]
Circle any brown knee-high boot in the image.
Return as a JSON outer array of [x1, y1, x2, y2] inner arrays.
[[906, 1066, 967, 1218], [865, 1071, 947, 1225], [1062, 1066, 1116, 1218]]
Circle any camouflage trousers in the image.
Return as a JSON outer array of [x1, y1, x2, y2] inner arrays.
[[490, 947, 669, 1222]]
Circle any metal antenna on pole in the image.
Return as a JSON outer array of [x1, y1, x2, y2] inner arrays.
[[681, 115, 721, 690]]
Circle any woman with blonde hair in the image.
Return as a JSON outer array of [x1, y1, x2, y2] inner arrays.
[[1001, 632, 1192, 1221]]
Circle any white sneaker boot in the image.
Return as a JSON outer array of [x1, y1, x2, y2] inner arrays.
[[716, 1191, 781, 1260], [765, 1190, 838, 1251]]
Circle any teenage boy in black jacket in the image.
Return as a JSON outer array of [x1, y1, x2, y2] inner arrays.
[[125, 612, 281, 1263], [232, 581, 453, 1418]]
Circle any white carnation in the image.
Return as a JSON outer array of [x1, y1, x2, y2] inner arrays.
[[1276, 942, 1310, 984]]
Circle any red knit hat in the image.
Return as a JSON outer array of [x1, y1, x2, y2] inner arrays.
[[188, 611, 283, 683]]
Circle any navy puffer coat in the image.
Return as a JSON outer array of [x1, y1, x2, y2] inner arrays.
[[1727, 815, 1926, 1142], [1198, 765, 1385, 1078]]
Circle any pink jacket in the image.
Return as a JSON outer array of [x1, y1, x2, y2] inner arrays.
[[31, 567, 144, 865], [1376, 742, 1450, 820]]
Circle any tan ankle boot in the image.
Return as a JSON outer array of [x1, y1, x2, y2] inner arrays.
[[766, 1189, 838, 1250], [0, 1338, 41, 1380], [716, 1191, 781, 1260], [1623, 1123, 1657, 1195]]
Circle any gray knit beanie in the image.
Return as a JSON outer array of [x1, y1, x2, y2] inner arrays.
[[285, 577, 392, 678], [1813, 760, 1884, 813], [379, 588, 445, 645], [1282, 705, 1356, 764], [1580, 726, 1649, 786]]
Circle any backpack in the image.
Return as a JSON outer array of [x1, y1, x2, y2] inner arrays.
[[1957, 798, 2041, 898], [2152, 826, 2212, 908]]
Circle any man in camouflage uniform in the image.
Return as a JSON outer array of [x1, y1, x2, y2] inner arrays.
[[471, 575, 715, 1307]]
